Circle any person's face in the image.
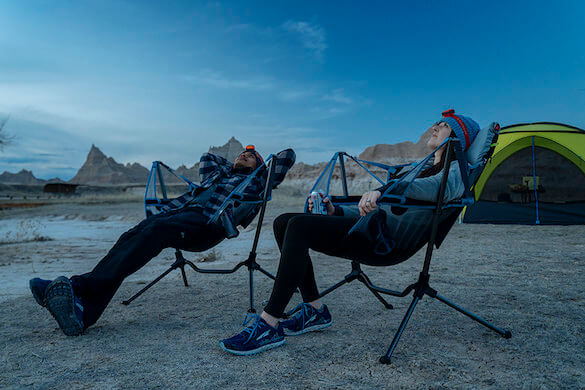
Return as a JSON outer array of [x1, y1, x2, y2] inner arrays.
[[427, 121, 452, 150], [233, 151, 258, 170]]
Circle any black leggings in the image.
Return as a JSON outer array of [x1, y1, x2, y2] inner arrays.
[[70, 207, 225, 328], [264, 213, 410, 318]]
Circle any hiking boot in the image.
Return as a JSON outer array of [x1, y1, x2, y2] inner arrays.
[[281, 303, 332, 336], [29, 278, 52, 307], [45, 276, 84, 336], [220, 314, 285, 356]]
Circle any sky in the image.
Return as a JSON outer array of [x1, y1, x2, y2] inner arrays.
[[1, 0, 584, 180]]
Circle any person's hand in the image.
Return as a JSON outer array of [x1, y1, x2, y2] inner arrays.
[[308, 196, 335, 215], [358, 190, 381, 216]]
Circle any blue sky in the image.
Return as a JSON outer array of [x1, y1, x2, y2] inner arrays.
[[1, 0, 584, 180]]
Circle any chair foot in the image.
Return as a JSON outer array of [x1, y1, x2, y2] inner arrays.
[[180, 266, 189, 287], [368, 288, 393, 310], [359, 272, 394, 310], [379, 355, 392, 365], [433, 292, 511, 338]]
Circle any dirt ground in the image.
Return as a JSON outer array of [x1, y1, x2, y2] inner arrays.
[[1, 200, 584, 389]]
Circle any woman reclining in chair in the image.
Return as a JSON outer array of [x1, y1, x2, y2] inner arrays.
[[221, 110, 481, 355], [29, 146, 295, 336]]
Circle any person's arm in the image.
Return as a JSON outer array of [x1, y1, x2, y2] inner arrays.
[[401, 161, 465, 203], [306, 196, 357, 217], [199, 153, 233, 182], [270, 148, 296, 188], [339, 204, 360, 218], [357, 161, 466, 215], [234, 148, 297, 198]]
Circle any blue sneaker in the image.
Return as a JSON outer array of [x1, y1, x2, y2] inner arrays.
[[44, 276, 84, 336], [220, 314, 285, 356], [29, 278, 52, 307], [281, 303, 332, 336]]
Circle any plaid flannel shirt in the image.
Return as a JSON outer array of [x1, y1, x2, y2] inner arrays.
[[164, 148, 296, 220]]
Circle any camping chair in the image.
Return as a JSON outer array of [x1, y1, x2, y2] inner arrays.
[[121, 149, 294, 314], [301, 123, 511, 364]]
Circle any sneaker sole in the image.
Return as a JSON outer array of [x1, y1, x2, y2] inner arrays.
[[283, 321, 332, 336], [219, 339, 286, 356], [29, 278, 47, 307], [45, 277, 83, 336]]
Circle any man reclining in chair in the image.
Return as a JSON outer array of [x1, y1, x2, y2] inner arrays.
[[220, 110, 481, 355], [29, 146, 295, 336]]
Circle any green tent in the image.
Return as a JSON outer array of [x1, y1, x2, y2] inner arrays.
[[463, 122, 585, 225]]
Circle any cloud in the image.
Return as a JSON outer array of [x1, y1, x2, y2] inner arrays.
[[279, 89, 317, 102], [183, 70, 274, 91], [0, 115, 90, 179], [322, 88, 353, 104], [282, 21, 327, 62], [0, 81, 153, 137]]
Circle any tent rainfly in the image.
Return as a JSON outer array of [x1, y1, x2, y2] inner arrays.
[[462, 122, 585, 225]]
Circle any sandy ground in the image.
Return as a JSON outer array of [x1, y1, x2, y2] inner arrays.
[[1, 199, 584, 389]]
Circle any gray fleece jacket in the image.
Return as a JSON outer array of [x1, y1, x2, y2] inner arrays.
[[339, 160, 467, 249]]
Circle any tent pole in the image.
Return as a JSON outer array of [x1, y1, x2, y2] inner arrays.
[[531, 136, 540, 224]]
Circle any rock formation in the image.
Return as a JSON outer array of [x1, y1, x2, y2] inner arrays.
[[1, 133, 435, 187], [287, 129, 433, 185], [358, 128, 433, 164], [69, 145, 149, 185], [0, 169, 45, 185], [208, 136, 244, 163]]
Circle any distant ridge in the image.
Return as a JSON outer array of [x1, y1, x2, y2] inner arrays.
[[68, 145, 149, 185], [1, 134, 433, 185], [208, 136, 244, 163], [0, 169, 45, 185], [358, 128, 432, 164], [162, 137, 244, 183]]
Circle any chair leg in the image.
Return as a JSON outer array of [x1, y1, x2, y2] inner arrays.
[[433, 292, 512, 338], [180, 266, 189, 287], [255, 265, 276, 281], [121, 265, 177, 305], [359, 273, 393, 310], [379, 295, 420, 364], [248, 266, 255, 313]]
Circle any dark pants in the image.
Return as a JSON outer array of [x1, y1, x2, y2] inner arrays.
[[70, 207, 225, 328], [264, 213, 411, 318]]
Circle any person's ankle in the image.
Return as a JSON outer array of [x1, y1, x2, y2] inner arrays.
[[260, 311, 280, 329], [308, 300, 324, 312]]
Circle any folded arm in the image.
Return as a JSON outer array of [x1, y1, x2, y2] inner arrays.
[[199, 153, 233, 183], [339, 160, 466, 217]]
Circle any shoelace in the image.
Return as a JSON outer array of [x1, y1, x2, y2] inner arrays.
[[240, 313, 263, 344], [288, 303, 313, 328]]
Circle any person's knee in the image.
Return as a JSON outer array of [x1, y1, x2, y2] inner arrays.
[[141, 219, 167, 239], [283, 215, 316, 242], [287, 215, 312, 230], [274, 213, 297, 235]]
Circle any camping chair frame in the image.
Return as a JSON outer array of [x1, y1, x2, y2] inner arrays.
[[122, 156, 278, 314], [302, 134, 511, 364]]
